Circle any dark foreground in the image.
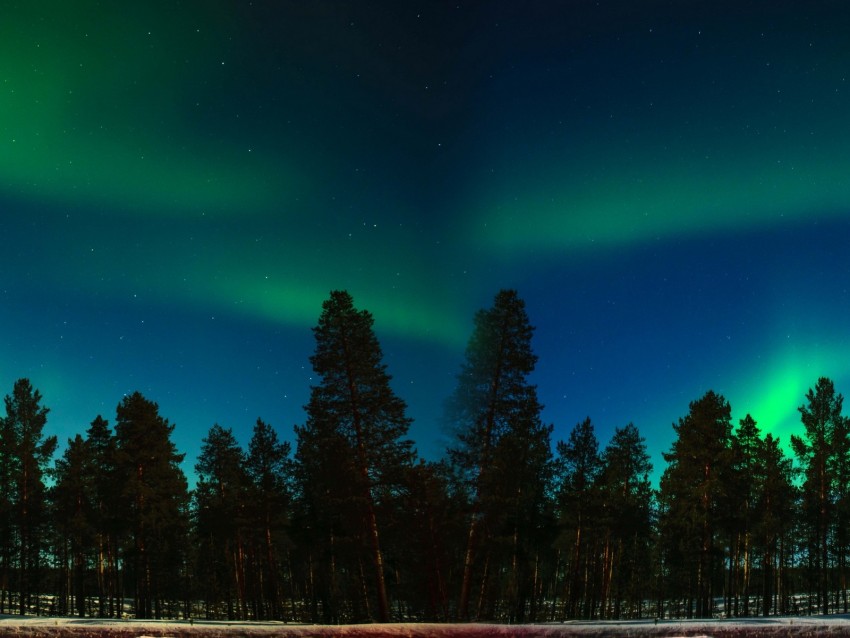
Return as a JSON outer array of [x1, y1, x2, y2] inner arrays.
[[2, 616, 850, 637]]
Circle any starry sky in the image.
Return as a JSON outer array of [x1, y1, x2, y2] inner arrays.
[[3, 1, 850, 482]]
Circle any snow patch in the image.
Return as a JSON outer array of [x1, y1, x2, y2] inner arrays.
[[0, 616, 849, 637]]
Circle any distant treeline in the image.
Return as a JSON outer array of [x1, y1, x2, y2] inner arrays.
[[0, 289, 844, 623]]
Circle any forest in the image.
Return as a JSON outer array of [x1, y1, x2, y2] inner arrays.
[[0, 289, 846, 624]]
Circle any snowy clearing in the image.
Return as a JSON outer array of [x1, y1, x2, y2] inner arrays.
[[1, 616, 850, 638]]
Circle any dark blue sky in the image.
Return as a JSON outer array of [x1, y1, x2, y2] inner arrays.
[[2, 2, 850, 479]]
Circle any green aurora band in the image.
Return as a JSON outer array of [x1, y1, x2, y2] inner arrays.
[[728, 336, 850, 446], [0, 4, 301, 214], [1, 3, 471, 346], [469, 134, 850, 253]]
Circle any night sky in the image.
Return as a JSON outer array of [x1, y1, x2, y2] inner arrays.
[[3, 2, 850, 481]]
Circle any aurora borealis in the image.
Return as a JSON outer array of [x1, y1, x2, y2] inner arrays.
[[3, 2, 850, 479]]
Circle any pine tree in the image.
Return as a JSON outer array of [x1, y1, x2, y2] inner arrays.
[[84, 416, 120, 617], [754, 433, 796, 616], [726, 414, 762, 616], [396, 460, 461, 621], [446, 289, 545, 620], [194, 424, 248, 619], [596, 423, 653, 619], [52, 434, 94, 617], [493, 410, 553, 623], [293, 406, 359, 623], [830, 407, 850, 613], [244, 418, 292, 620], [1, 378, 57, 615], [114, 392, 190, 619], [0, 393, 16, 613], [658, 390, 734, 618], [554, 417, 602, 619], [296, 290, 414, 622], [791, 377, 845, 615]]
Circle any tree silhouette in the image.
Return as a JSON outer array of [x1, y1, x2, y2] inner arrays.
[[244, 418, 292, 620], [555, 417, 601, 619], [194, 424, 248, 619], [52, 434, 96, 617], [1, 379, 57, 615], [296, 291, 414, 622], [446, 289, 546, 620], [791, 377, 845, 615], [84, 415, 120, 617], [114, 392, 189, 619], [596, 423, 653, 618], [659, 390, 733, 618]]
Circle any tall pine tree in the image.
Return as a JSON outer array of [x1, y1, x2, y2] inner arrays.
[[446, 289, 548, 620], [295, 290, 414, 622]]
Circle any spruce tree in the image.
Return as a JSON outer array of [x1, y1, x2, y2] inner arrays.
[[445, 289, 546, 620], [296, 290, 414, 622]]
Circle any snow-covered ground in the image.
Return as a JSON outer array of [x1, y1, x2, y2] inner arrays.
[[1, 616, 850, 637]]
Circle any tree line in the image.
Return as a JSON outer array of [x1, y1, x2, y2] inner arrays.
[[0, 289, 846, 622]]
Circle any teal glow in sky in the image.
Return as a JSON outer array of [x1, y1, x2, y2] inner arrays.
[[3, 2, 850, 477]]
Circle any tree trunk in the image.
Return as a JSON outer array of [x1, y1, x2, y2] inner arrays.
[[342, 332, 391, 623], [458, 514, 480, 619], [476, 552, 490, 620], [360, 483, 389, 621]]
